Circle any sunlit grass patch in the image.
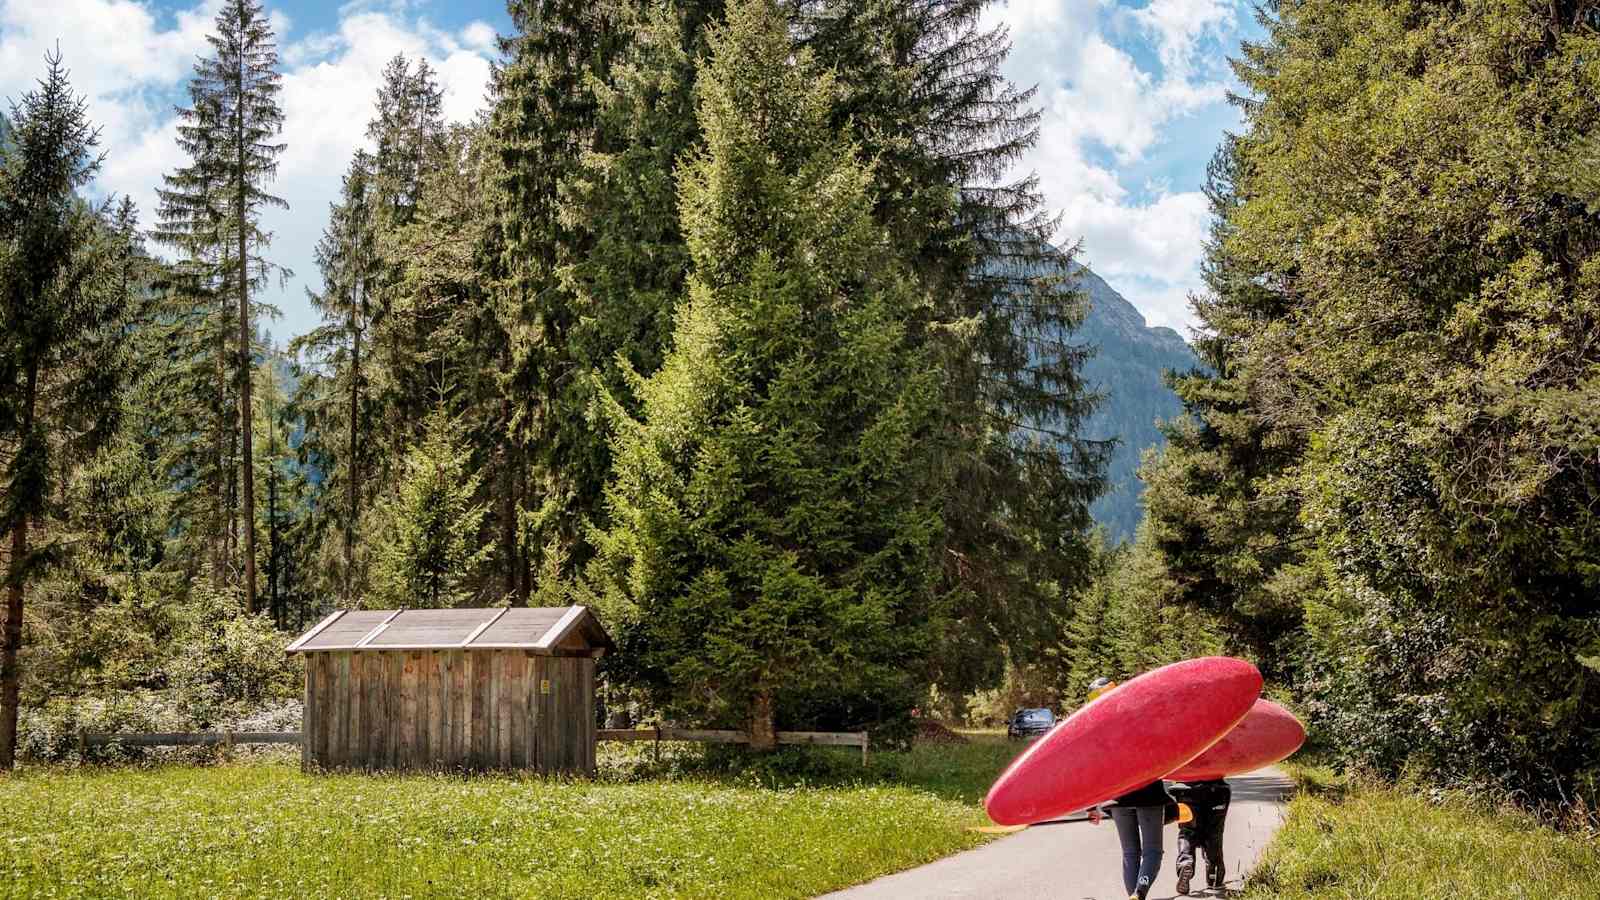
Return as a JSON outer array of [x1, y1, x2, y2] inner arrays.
[[1245, 771, 1600, 899], [0, 738, 1021, 899]]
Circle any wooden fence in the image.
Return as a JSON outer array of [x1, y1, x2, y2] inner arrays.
[[77, 731, 302, 754], [599, 727, 870, 765], [77, 727, 870, 764]]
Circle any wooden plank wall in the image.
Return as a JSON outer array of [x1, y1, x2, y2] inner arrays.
[[303, 649, 596, 775]]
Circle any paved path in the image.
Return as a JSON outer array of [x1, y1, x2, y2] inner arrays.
[[822, 769, 1295, 900]]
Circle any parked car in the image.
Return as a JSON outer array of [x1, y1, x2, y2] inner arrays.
[[1008, 707, 1056, 740]]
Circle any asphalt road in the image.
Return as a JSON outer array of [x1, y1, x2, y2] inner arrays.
[[820, 768, 1295, 900]]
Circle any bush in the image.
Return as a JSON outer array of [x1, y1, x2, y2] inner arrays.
[[17, 691, 191, 763], [165, 608, 302, 727]]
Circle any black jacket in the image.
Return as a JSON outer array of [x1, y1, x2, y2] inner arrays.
[[1112, 779, 1173, 808], [1170, 778, 1231, 807]]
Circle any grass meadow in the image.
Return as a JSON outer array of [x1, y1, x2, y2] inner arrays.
[[0, 736, 1020, 899], [1244, 761, 1600, 899]]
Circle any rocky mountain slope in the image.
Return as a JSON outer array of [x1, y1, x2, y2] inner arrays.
[[1072, 264, 1198, 542]]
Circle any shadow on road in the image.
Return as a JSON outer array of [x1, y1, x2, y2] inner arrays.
[[1223, 772, 1296, 804]]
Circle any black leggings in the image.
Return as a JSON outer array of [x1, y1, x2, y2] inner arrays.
[[1174, 781, 1231, 877]]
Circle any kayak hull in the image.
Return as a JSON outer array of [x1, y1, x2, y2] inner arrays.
[[1167, 698, 1306, 782], [983, 656, 1262, 826]]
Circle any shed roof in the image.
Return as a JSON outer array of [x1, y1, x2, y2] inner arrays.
[[286, 606, 613, 654]]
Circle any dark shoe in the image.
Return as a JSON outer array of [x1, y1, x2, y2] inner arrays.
[[1176, 861, 1194, 894]]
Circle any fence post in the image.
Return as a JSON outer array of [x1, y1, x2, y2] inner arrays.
[[653, 726, 661, 764], [77, 729, 87, 760], [861, 733, 869, 768]]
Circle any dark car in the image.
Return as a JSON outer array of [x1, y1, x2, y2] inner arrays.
[[1008, 707, 1056, 740]]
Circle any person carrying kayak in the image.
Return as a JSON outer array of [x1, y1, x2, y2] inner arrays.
[[1085, 676, 1173, 900], [1168, 776, 1230, 894]]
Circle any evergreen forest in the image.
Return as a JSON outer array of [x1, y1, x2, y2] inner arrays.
[[1, 0, 1597, 816]]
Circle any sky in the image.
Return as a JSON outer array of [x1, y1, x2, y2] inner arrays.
[[0, 0, 1260, 343]]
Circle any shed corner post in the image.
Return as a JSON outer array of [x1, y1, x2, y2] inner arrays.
[[300, 655, 310, 773]]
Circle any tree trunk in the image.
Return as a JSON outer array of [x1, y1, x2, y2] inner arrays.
[[748, 688, 777, 752], [213, 276, 228, 587], [345, 283, 361, 607], [268, 409, 280, 629], [500, 394, 518, 603], [237, 94, 257, 615], [515, 452, 530, 604], [0, 364, 38, 769]]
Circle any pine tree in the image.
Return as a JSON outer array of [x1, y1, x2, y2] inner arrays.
[[295, 57, 454, 606], [590, 0, 943, 748], [168, 0, 288, 614], [1061, 549, 1113, 693], [794, 0, 1110, 695], [362, 55, 448, 463], [152, 87, 234, 585], [295, 151, 376, 604], [488, 0, 640, 600], [0, 49, 118, 768], [367, 407, 493, 609]]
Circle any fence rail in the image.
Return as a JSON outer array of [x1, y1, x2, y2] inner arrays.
[[76, 727, 869, 764], [598, 727, 870, 764], [78, 731, 301, 752]]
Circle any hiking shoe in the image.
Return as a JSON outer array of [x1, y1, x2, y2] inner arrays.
[[1176, 861, 1194, 894]]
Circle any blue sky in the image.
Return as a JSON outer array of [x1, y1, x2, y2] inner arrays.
[[0, 0, 1260, 341]]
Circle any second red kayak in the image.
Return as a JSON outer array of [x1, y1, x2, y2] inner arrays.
[[1166, 698, 1306, 781], [984, 656, 1262, 826]]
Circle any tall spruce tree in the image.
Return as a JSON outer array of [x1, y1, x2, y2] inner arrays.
[[1138, 136, 1312, 679], [295, 57, 450, 607], [362, 56, 448, 463], [795, 0, 1109, 696], [590, 0, 943, 747], [489, 0, 639, 600], [0, 49, 118, 769], [296, 151, 377, 604], [152, 88, 234, 585], [172, 0, 288, 613]]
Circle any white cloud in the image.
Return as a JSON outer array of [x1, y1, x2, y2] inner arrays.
[[984, 0, 1247, 335], [0, 0, 496, 342], [1130, 0, 1234, 80]]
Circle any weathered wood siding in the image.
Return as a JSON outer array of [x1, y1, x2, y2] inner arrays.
[[302, 649, 596, 774]]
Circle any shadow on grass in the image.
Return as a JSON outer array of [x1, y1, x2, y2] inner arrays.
[[595, 731, 1025, 806]]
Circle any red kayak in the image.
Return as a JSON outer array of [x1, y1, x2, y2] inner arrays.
[[1166, 698, 1305, 781], [983, 657, 1262, 826]]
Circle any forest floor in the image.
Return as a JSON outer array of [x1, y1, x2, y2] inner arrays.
[[0, 734, 1021, 899], [1241, 762, 1600, 899]]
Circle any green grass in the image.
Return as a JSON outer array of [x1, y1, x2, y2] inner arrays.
[[0, 738, 1022, 899], [1245, 762, 1600, 900]]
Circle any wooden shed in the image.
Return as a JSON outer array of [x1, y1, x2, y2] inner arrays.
[[286, 606, 613, 774]]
